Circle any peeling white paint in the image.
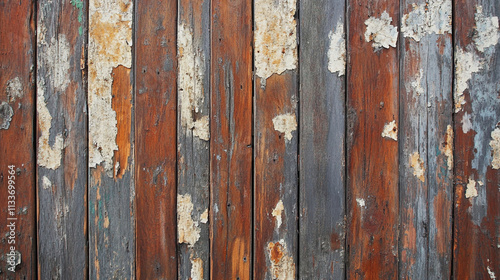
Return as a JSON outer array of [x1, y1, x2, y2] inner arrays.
[[382, 120, 398, 141], [177, 194, 201, 247], [200, 208, 208, 224], [401, 0, 452, 41], [356, 198, 365, 208], [454, 48, 483, 112], [488, 266, 497, 280], [462, 112, 473, 133], [409, 69, 425, 96], [465, 178, 478, 199], [190, 257, 203, 280], [273, 113, 297, 141], [473, 6, 500, 53], [88, 0, 132, 170], [490, 126, 500, 169], [0, 101, 14, 130], [42, 176, 52, 190], [254, 0, 297, 81], [42, 35, 71, 91], [267, 240, 295, 280], [6, 77, 23, 102], [364, 11, 398, 50], [327, 22, 346, 76], [192, 116, 210, 141], [272, 200, 284, 230], [442, 125, 454, 171], [410, 152, 425, 182]]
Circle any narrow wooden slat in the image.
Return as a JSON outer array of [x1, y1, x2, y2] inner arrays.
[[253, 0, 299, 278], [88, 1, 135, 278], [177, 0, 211, 277], [346, 1, 400, 279], [299, 0, 346, 278], [398, 0, 454, 279], [0, 1, 36, 278], [36, 0, 88, 278], [453, 0, 500, 279], [210, 0, 253, 277]]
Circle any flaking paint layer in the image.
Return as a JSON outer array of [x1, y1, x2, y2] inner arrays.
[[267, 240, 295, 280], [454, 48, 482, 112], [465, 178, 478, 198], [272, 113, 297, 141], [327, 22, 346, 76], [490, 126, 500, 169], [0, 102, 13, 130], [441, 125, 454, 171], [272, 200, 284, 230], [382, 120, 398, 141], [177, 194, 201, 247], [410, 152, 425, 182], [364, 11, 398, 50], [473, 6, 500, 53], [6, 77, 23, 102], [190, 257, 203, 280], [401, 0, 452, 41]]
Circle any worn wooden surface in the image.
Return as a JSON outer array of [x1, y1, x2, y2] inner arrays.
[[299, 0, 346, 278], [36, 0, 88, 279], [453, 0, 500, 279]]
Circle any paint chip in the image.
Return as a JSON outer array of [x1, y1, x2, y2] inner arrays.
[[409, 69, 425, 96], [38, 33, 72, 92], [441, 125, 454, 171], [0, 101, 14, 130], [190, 258, 203, 280], [192, 116, 210, 141], [461, 112, 473, 134], [200, 208, 208, 224], [401, 0, 452, 41], [267, 240, 296, 280], [488, 266, 497, 280], [454, 48, 483, 112], [465, 178, 478, 198], [272, 200, 284, 230], [364, 11, 398, 49], [42, 176, 52, 190], [473, 6, 500, 53], [382, 120, 398, 141], [490, 125, 500, 169], [356, 198, 366, 208], [177, 194, 201, 247], [272, 113, 297, 141], [5, 77, 23, 102], [255, 0, 297, 81], [327, 22, 346, 76], [410, 152, 426, 182]]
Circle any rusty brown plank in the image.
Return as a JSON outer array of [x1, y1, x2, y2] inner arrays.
[[253, 0, 299, 278], [453, 0, 500, 279], [88, 0, 135, 278], [346, 1, 400, 279], [36, 0, 88, 278], [0, 1, 36, 278], [210, 0, 253, 277]]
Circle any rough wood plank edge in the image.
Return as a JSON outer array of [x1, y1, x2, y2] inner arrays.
[[36, 0, 88, 278], [299, 0, 346, 278], [0, 1, 37, 278]]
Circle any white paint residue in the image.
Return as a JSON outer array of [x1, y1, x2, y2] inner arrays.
[[473, 6, 500, 53], [401, 0, 452, 41], [273, 113, 297, 141], [490, 126, 500, 169], [6, 77, 23, 102], [190, 258, 203, 280], [44, 35, 71, 91], [272, 200, 284, 230], [382, 120, 398, 141], [461, 112, 473, 133], [327, 22, 346, 76], [465, 178, 478, 198], [255, 0, 297, 80], [200, 208, 208, 224], [0, 102, 14, 130], [356, 198, 365, 208], [88, 0, 132, 170], [410, 69, 425, 96], [454, 48, 482, 112], [177, 194, 201, 247], [410, 152, 426, 182], [364, 11, 398, 49], [192, 116, 210, 141], [488, 266, 497, 279], [267, 240, 296, 280], [42, 176, 52, 190], [442, 125, 454, 171]]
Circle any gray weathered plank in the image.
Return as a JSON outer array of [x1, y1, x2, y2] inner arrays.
[[299, 0, 346, 278]]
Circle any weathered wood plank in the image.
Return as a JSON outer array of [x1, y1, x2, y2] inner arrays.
[[0, 1, 36, 278], [36, 0, 88, 278], [346, 1, 400, 279], [210, 0, 253, 277], [88, 1, 135, 278], [453, 0, 500, 279], [177, 0, 210, 278], [254, 0, 298, 278], [135, 0, 178, 278], [299, 0, 346, 278], [398, 0, 454, 279]]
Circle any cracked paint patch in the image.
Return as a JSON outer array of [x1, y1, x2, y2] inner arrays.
[[441, 125, 454, 171], [272, 200, 284, 230], [192, 116, 210, 141], [190, 257, 203, 280], [5, 77, 23, 102], [454, 48, 483, 112], [177, 194, 201, 247], [401, 0, 452, 41], [267, 240, 295, 280], [254, 0, 297, 81], [410, 152, 426, 182], [0, 102, 13, 130], [273, 113, 297, 141], [364, 11, 398, 50], [382, 120, 398, 141], [88, 0, 132, 171], [356, 198, 366, 208], [473, 6, 500, 53], [490, 126, 500, 169], [465, 177, 478, 198], [327, 22, 346, 76]]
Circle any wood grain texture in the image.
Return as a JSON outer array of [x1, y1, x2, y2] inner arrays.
[[299, 0, 346, 278], [398, 1, 454, 279], [210, 0, 253, 277], [453, 0, 500, 279], [0, 1, 36, 278], [36, 0, 88, 278], [346, 1, 400, 279], [135, 0, 178, 278], [177, 0, 211, 277]]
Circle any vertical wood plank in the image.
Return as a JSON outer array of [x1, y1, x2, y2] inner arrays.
[[88, 1, 135, 278], [253, 0, 298, 278], [346, 1, 400, 279], [36, 0, 88, 278], [210, 0, 253, 277], [453, 0, 500, 279], [177, 0, 210, 277], [135, 0, 178, 278], [0, 1, 36, 278], [398, 0, 454, 279], [299, 0, 346, 278]]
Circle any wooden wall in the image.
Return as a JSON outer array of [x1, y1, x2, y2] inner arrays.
[[0, 0, 498, 279]]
